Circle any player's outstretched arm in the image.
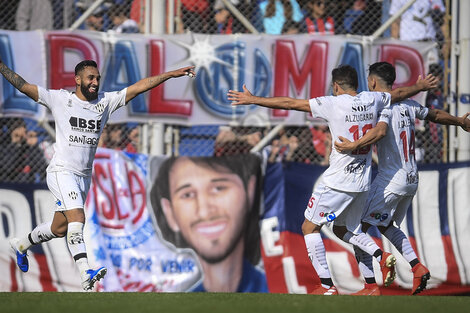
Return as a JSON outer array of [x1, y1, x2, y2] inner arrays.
[[0, 58, 38, 101], [427, 109, 470, 132], [125, 66, 195, 103], [227, 84, 310, 112], [389, 74, 439, 103], [335, 122, 388, 153]]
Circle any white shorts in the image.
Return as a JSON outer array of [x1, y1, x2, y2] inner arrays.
[[362, 182, 415, 227], [47, 171, 91, 211], [304, 183, 368, 234]]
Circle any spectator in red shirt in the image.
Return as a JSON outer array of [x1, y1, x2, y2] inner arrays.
[[301, 0, 334, 34]]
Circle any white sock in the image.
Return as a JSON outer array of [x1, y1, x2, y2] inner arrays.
[[383, 226, 417, 263], [66, 222, 90, 278], [345, 231, 381, 259], [17, 221, 57, 253], [304, 233, 332, 284]]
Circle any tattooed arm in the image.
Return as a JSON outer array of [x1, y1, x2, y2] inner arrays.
[[0, 59, 38, 101], [125, 66, 195, 103]]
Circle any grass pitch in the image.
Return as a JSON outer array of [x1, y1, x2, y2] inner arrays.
[[1, 292, 469, 313]]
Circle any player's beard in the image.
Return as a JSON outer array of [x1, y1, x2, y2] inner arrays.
[[81, 83, 99, 101]]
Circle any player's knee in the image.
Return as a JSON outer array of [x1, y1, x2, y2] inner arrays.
[[361, 222, 372, 233], [301, 219, 321, 235], [332, 225, 347, 239], [378, 222, 393, 234], [51, 224, 67, 237]]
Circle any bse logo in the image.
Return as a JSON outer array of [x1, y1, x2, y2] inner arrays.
[[68, 191, 78, 200], [69, 117, 101, 133], [319, 211, 336, 222]]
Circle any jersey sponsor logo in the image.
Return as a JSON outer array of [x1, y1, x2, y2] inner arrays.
[[68, 191, 78, 200], [68, 134, 99, 146], [69, 117, 102, 133], [351, 103, 373, 112], [369, 212, 388, 221], [319, 211, 336, 222], [344, 158, 366, 174]]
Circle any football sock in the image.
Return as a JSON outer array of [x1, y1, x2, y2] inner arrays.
[[383, 226, 418, 264], [354, 246, 376, 283], [17, 221, 57, 253], [344, 231, 382, 260], [66, 222, 90, 278], [304, 233, 333, 288]]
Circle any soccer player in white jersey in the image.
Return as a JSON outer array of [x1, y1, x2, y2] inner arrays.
[[228, 65, 438, 295], [335, 62, 470, 295], [0, 58, 195, 291]]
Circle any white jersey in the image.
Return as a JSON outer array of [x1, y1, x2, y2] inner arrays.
[[376, 99, 429, 195], [309, 91, 391, 192], [38, 86, 127, 176]]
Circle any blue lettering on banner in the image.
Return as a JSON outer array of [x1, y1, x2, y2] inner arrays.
[[338, 42, 367, 92], [110, 254, 122, 268], [161, 259, 196, 273], [101, 40, 146, 113], [0, 35, 39, 114], [195, 42, 271, 119], [129, 257, 152, 271], [103, 218, 155, 249]]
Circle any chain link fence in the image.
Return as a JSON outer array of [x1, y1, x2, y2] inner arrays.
[[0, 0, 453, 183]]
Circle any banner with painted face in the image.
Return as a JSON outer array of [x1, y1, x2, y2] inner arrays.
[[0, 30, 434, 125]]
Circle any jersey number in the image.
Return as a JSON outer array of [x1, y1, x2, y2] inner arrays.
[[349, 124, 373, 155], [400, 130, 415, 162]]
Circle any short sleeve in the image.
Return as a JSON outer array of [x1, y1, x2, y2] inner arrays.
[[378, 107, 392, 124], [411, 100, 429, 120], [37, 86, 53, 109], [107, 88, 128, 114], [309, 96, 333, 120]]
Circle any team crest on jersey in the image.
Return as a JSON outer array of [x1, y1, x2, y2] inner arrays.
[[68, 191, 78, 200], [95, 101, 105, 113], [319, 211, 336, 222]]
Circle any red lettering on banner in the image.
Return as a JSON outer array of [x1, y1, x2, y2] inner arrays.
[[126, 163, 146, 225], [48, 34, 99, 90], [273, 40, 328, 117], [148, 40, 192, 116], [93, 163, 121, 228], [107, 163, 129, 221], [380, 45, 425, 89]]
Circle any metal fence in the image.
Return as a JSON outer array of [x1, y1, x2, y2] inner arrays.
[[0, 0, 454, 183]]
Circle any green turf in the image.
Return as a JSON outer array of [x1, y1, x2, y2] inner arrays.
[[1, 292, 469, 313]]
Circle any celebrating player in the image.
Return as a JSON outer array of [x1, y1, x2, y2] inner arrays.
[[335, 62, 470, 295], [1, 58, 195, 291], [228, 65, 438, 295]]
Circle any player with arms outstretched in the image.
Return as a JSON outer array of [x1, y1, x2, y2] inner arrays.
[[228, 65, 438, 295], [0, 58, 195, 291], [335, 62, 470, 295]]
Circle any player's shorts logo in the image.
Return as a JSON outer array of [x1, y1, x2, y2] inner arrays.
[[56, 200, 62, 206], [319, 211, 336, 222], [370, 212, 388, 221], [68, 191, 78, 200]]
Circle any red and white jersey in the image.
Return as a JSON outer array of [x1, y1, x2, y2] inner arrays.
[[376, 99, 429, 195], [38, 86, 127, 176], [309, 91, 391, 192]]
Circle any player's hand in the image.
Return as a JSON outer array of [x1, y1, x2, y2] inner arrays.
[[460, 112, 470, 132], [334, 136, 356, 153], [227, 84, 254, 105], [416, 74, 439, 91], [170, 66, 196, 78]]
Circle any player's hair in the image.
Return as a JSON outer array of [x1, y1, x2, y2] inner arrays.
[[332, 65, 358, 91], [150, 154, 262, 265], [369, 62, 396, 87], [74, 60, 98, 75]]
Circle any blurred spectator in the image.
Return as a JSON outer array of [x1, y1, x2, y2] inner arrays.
[[108, 3, 140, 33], [341, 0, 381, 35], [288, 126, 322, 164], [0, 0, 20, 30], [390, 0, 445, 64], [212, 0, 261, 34], [310, 124, 331, 165], [103, 124, 124, 150], [15, 0, 53, 30], [130, 0, 145, 32], [0, 118, 47, 182], [300, 0, 335, 35], [342, 0, 366, 34], [213, 126, 261, 156], [259, 0, 304, 35], [282, 20, 301, 34], [75, 1, 113, 31], [124, 125, 140, 153], [178, 0, 212, 33]]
